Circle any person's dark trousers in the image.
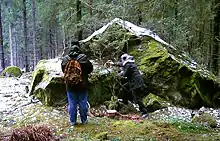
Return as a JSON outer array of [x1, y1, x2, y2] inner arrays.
[[67, 90, 88, 125], [120, 82, 133, 104], [131, 87, 148, 115]]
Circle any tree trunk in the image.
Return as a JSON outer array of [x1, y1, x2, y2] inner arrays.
[[55, 27, 59, 56], [14, 35, 18, 66], [0, 4, 5, 70], [173, 0, 178, 42], [137, 9, 142, 26], [49, 29, 55, 58], [208, 20, 213, 70], [39, 45, 43, 60], [31, 0, 37, 67], [88, 0, 93, 16], [212, 0, 220, 75], [9, 22, 14, 66], [23, 0, 29, 72], [76, 0, 82, 40]]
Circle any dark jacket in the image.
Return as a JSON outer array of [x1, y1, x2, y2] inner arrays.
[[61, 53, 93, 91], [120, 62, 144, 91]]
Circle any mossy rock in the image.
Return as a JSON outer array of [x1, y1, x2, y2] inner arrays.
[[29, 58, 119, 106], [81, 21, 220, 108], [130, 38, 220, 108], [117, 102, 139, 114], [29, 58, 67, 106], [1, 66, 22, 77], [142, 93, 171, 112], [192, 113, 217, 128], [88, 71, 120, 106]]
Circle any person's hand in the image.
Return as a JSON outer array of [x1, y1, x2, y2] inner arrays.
[[104, 60, 115, 68]]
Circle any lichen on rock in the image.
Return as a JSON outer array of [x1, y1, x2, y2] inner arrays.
[[1, 66, 22, 77]]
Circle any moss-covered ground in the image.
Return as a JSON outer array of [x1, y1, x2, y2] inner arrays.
[[1, 104, 220, 141]]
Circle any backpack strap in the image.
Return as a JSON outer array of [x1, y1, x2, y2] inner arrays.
[[66, 55, 72, 61], [76, 54, 85, 61], [66, 54, 84, 61]]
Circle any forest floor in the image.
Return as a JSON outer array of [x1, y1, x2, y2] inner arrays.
[[0, 73, 220, 141], [1, 103, 220, 141]]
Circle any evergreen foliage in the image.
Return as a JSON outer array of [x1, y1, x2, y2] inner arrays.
[[0, 0, 219, 76]]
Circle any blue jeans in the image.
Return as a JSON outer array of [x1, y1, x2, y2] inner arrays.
[[67, 90, 88, 124]]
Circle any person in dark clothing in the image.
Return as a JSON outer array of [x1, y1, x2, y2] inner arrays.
[[61, 42, 93, 126], [116, 53, 148, 118]]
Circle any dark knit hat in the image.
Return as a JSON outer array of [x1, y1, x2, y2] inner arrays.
[[68, 45, 80, 55]]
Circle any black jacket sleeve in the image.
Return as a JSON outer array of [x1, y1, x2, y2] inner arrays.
[[121, 63, 132, 78], [87, 60, 93, 74]]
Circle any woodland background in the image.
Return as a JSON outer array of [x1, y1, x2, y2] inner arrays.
[[0, 0, 219, 76]]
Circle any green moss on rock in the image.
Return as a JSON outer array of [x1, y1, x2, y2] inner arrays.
[[129, 38, 220, 108], [80, 21, 220, 109], [29, 59, 67, 106], [30, 22, 220, 108], [142, 93, 171, 112], [1, 66, 22, 77], [192, 113, 217, 128], [30, 58, 119, 107], [88, 73, 120, 106]]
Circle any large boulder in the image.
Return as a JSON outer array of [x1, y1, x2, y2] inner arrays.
[[81, 18, 220, 109], [29, 58, 117, 106], [29, 59, 66, 106], [30, 18, 220, 109], [130, 38, 220, 108], [1, 66, 22, 77]]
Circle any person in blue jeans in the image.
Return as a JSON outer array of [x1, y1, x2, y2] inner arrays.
[[61, 40, 93, 126]]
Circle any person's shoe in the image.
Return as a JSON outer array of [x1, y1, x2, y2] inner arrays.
[[81, 120, 88, 125], [68, 125, 74, 133], [141, 113, 148, 119], [70, 122, 79, 126]]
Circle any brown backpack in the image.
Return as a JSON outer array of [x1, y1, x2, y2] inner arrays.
[[64, 55, 83, 85]]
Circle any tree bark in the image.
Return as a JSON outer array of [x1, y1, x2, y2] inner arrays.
[[0, 4, 5, 70], [49, 29, 55, 58], [76, 0, 82, 40], [39, 45, 43, 60], [174, 0, 178, 41], [23, 0, 29, 72], [31, 0, 37, 67], [212, 0, 220, 75], [208, 20, 213, 70], [9, 22, 13, 66], [88, 0, 93, 16], [137, 9, 142, 26], [14, 35, 18, 66], [55, 27, 59, 56]]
